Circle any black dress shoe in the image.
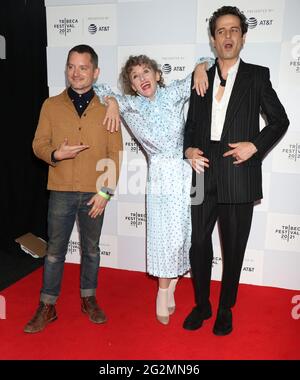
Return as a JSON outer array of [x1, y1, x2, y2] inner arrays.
[[183, 305, 212, 331], [213, 308, 232, 336]]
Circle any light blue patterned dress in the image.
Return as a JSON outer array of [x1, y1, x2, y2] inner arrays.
[[94, 75, 193, 277]]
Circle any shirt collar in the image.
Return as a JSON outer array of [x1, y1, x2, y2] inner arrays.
[[67, 86, 95, 103]]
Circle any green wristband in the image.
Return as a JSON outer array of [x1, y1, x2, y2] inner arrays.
[[98, 190, 111, 200]]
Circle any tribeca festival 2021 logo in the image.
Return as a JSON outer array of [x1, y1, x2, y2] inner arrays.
[[274, 224, 300, 243], [125, 137, 142, 155], [290, 35, 300, 74], [53, 18, 79, 36], [124, 211, 146, 229], [0, 295, 6, 319], [67, 240, 80, 255], [281, 142, 300, 162]]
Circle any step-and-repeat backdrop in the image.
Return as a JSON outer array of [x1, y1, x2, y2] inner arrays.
[[45, 0, 300, 290]]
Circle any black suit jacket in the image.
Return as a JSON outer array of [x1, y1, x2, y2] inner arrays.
[[184, 59, 289, 203]]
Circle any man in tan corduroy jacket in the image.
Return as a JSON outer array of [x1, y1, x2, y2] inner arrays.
[[24, 45, 123, 334]]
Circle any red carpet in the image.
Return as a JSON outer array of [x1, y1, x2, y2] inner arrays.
[[0, 264, 299, 360]]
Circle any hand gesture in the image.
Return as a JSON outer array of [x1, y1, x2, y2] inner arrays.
[[54, 138, 89, 161], [223, 142, 258, 164], [185, 147, 209, 173]]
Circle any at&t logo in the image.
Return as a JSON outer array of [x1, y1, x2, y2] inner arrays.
[[160, 63, 186, 75], [88, 24, 110, 34], [246, 16, 273, 29], [161, 63, 172, 74], [100, 249, 111, 257], [247, 17, 258, 29]]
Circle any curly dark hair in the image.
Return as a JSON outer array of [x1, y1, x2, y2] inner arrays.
[[209, 6, 248, 37], [119, 55, 165, 96]]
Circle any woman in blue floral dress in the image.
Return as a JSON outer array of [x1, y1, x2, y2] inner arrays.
[[94, 55, 210, 325]]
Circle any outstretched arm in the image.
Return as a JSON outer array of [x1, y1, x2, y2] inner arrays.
[[93, 83, 115, 103], [94, 83, 136, 133], [168, 56, 214, 102]]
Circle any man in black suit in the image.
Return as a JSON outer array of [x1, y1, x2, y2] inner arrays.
[[183, 6, 289, 335]]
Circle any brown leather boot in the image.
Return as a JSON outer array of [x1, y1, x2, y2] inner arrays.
[[81, 296, 107, 324], [24, 302, 57, 333]]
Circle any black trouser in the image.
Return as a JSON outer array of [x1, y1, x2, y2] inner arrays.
[[190, 142, 254, 311]]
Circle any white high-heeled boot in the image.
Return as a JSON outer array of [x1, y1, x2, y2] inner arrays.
[[156, 288, 169, 325], [168, 278, 178, 315]]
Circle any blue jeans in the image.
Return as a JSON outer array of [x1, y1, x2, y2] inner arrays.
[[40, 191, 104, 305]]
